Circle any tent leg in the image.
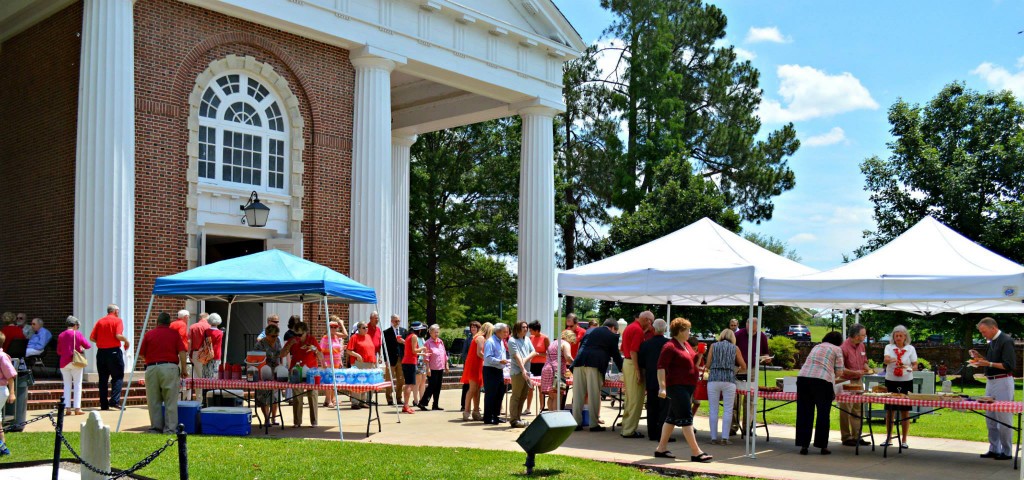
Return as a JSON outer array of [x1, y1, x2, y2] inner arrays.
[[117, 295, 155, 432], [555, 295, 563, 412], [375, 303, 401, 423], [222, 301, 234, 364], [751, 303, 764, 459], [842, 310, 848, 341], [745, 293, 755, 457], [325, 298, 345, 442]]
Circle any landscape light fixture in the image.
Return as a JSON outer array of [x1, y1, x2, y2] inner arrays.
[[240, 191, 270, 227]]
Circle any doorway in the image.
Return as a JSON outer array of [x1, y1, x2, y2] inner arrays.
[[203, 235, 265, 364]]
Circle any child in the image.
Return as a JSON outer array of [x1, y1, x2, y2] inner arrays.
[[0, 331, 16, 455]]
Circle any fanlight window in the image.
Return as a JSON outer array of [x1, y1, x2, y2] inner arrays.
[[197, 73, 287, 192]]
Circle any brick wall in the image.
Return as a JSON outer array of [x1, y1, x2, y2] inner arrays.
[[133, 0, 354, 340], [0, 3, 81, 324]]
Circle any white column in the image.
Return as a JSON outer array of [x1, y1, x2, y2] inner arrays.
[[517, 105, 558, 339], [349, 47, 404, 330], [391, 135, 416, 328], [73, 0, 135, 372]]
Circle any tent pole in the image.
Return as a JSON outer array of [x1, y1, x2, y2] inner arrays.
[[375, 302, 401, 423], [751, 302, 764, 458], [117, 295, 155, 432], [555, 295, 563, 414], [842, 310, 848, 341], [325, 298, 345, 442], [745, 292, 755, 456], [222, 299, 234, 365]]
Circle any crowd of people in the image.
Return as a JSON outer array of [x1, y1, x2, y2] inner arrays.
[[0, 306, 1018, 465]]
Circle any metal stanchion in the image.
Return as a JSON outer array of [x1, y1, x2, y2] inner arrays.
[[52, 397, 64, 480], [177, 423, 189, 480]]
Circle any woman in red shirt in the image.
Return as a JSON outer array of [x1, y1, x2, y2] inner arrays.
[[654, 317, 712, 463], [281, 322, 323, 427], [526, 321, 549, 415], [400, 322, 427, 414]]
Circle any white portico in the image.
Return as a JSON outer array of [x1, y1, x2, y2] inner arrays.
[[0, 0, 583, 354]]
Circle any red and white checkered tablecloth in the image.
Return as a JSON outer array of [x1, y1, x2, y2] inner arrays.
[[737, 389, 1023, 413], [185, 378, 389, 394]]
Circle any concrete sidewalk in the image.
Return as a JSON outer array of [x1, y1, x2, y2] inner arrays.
[[19, 392, 1021, 480]]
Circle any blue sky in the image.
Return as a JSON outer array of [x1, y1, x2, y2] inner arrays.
[[551, 0, 1024, 270]]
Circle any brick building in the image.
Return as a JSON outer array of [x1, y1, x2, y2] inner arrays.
[[0, 0, 584, 367]]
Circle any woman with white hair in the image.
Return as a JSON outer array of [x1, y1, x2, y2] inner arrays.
[[57, 316, 91, 416], [416, 324, 448, 411], [704, 328, 746, 445], [882, 325, 917, 449], [200, 313, 224, 379]]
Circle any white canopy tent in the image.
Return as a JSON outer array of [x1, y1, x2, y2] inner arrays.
[[760, 216, 1024, 315], [557, 217, 819, 456], [760, 216, 1024, 474]]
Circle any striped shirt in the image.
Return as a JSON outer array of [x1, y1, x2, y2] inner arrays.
[[707, 341, 738, 383], [798, 343, 844, 384]]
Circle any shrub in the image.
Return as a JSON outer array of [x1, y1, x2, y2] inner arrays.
[[917, 357, 931, 371], [768, 336, 798, 369]]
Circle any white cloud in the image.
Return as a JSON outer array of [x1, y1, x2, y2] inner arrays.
[[971, 62, 1024, 97], [788, 233, 817, 244], [803, 127, 847, 147], [758, 65, 879, 123], [745, 26, 790, 44], [734, 47, 757, 61]]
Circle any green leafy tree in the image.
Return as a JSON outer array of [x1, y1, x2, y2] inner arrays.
[[859, 82, 1024, 344], [408, 120, 520, 326], [556, 44, 623, 315], [598, 0, 799, 221]]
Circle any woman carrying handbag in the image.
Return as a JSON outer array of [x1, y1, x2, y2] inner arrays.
[[704, 328, 746, 445], [57, 316, 92, 416]]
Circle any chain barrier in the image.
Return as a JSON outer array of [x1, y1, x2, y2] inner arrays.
[[48, 413, 178, 479], [3, 410, 55, 431]]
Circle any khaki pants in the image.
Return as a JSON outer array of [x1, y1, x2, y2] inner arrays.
[[144, 363, 181, 434], [385, 364, 405, 404], [509, 374, 530, 423], [839, 380, 862, 442], [571, 366, 603, 426], [292, 387, 319, 426], [620, 358, 645, 435]]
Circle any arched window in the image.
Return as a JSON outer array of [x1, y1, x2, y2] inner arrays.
[[197, 73, 288, 191]]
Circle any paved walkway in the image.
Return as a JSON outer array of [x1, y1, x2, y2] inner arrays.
[[17, 391, 1022, 480]]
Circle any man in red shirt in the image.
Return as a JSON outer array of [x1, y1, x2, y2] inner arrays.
[[89, 304, 131, 410], [620, 311, 654, 438], [185, 312, 212, 401], [565, 314, 587, 358], [169, 310, 189, 351], [138, 312, 187, 434], [365, 311, 383, 362]]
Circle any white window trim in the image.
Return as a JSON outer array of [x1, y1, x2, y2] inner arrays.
[[186, 55, 306, 271]]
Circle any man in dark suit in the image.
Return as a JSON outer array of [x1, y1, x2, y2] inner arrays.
[[571, 318, 623, 431], [383, 315, 407, 406], [637, 319, 672, 442]]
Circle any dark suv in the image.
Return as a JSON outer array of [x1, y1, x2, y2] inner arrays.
[[785, 325, 811, 341]]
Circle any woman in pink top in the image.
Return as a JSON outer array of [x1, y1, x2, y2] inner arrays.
[[416, 324, 449, 411], [320, 319, 346, 408], [57, 316, 92, 416]]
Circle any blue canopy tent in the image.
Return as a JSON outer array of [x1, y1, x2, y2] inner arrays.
[[117, 249, 389, 441]]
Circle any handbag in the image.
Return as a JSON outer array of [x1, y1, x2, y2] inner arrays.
[[197, 334, 215, 365], [72, 334, 88, 368], [694, 377, 709, 401]]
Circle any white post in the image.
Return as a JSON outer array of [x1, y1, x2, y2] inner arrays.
[[751, 303, 764, 458], [391, 135, 416, 329], [349, 46, 405, 328], [73, 0, 136, 372], [517, 103, 558, 336], [80, 412, 111, 480]]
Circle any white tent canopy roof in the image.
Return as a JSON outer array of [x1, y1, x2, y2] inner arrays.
[[557, 217, 818, 305], [759, 216, 1024, 314]]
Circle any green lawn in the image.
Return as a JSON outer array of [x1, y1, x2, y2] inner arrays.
[[807, 325, 833, 343], [0, 432, 755, 479], [695, 369, 1022, 443]]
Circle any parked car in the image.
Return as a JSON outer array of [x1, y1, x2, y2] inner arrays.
[[784, 324, 811, 341]]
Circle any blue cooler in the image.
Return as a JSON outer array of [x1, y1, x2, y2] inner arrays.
[[564, 407, 589, 427], [200, 407, 252, 436], [177, 401, 202, 434]]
